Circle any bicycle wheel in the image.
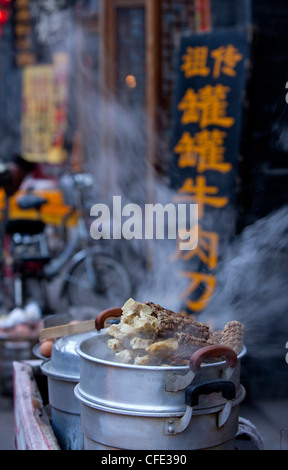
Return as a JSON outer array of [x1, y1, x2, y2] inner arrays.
[[66, 253, 132, 311]]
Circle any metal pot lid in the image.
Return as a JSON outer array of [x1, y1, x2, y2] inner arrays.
[[41, 330, 101, 380]]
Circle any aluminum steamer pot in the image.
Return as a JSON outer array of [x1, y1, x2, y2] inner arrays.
[[41, 329, 100, 450], [75, 308, 246, 450]]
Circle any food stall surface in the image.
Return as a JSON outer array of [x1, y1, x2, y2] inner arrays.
[[0, 394, 14, 450], [1, 388, 288, 450]]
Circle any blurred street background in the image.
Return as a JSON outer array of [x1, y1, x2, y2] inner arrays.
[[1, 0, 288, 451]]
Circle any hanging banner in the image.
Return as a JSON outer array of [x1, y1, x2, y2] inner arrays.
[[13, 0, 36, 67], [171, 29, 249, 315], [21, 53, 69, 164], [194, 0, 211, 32]]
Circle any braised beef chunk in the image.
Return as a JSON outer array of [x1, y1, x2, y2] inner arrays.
[[106, 299, 244, 366]]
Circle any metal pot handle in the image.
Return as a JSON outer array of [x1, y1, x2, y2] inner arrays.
[[190, 345, 238, 372], [185, 379, 236, 407], [165, 379, 237, 435], [165, 345, 238, 392], [95, 307, 123, 330]]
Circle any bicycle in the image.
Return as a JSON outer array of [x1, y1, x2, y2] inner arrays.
[[0, 170, 133, 316]]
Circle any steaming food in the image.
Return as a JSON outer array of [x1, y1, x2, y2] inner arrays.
[[210, 321, 244, 356], [145, 338, 179, 358], [106, 298, 244, 366]]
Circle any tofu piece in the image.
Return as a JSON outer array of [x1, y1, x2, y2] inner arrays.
[[114, 322, 136, 340], [122, 298, 153, 324], [132, 313, 159, 334], [145, 338, 178, 358], [115, 349, 135, 364], [107, 338, 124, 352], [134, 354, 153, 365], [106, 323, 121, 337], [130, 337, 153, 350]]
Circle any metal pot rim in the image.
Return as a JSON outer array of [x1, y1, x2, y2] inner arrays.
[[41, 359, 79, 382], [74, 383, 246, 417], [75, 336, 246, 371]]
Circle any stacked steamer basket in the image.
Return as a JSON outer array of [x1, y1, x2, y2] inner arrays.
[[75, 300, 246, 450], [41, 330, 100, 450]]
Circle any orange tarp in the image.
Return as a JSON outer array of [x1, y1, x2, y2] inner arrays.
[[0, 188, 77, 227]]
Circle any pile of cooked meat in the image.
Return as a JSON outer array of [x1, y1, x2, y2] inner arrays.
[[106, 298, 244, 366]]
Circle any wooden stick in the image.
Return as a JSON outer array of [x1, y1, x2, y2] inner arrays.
[[39, 319, 95, 340]]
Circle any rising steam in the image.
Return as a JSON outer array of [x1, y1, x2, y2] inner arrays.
[[198, 205, 288, 359], [9, 5, 288, 368]]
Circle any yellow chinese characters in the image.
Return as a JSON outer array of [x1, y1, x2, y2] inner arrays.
[[174, 129, 231, 173], [211, 45, 243, 78], [178, 85, 235, 128], [172, 176, 226, 312], [175, 226, 219, 271], [175, 176, 229, 219], [180, 271, 217, 313], [181, 46, 210, 78], [173, 40, 244, 314], [181, 44, 243, 79]]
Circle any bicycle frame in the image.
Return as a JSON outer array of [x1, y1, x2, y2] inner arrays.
[[0, 170, 131, 313], [44, 172, 100, 288]]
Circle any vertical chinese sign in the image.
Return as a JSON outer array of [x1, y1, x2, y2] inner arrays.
[[21, 53, 69, 164], [171, 30, 249, 316], [13, 0, 36, 67]]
